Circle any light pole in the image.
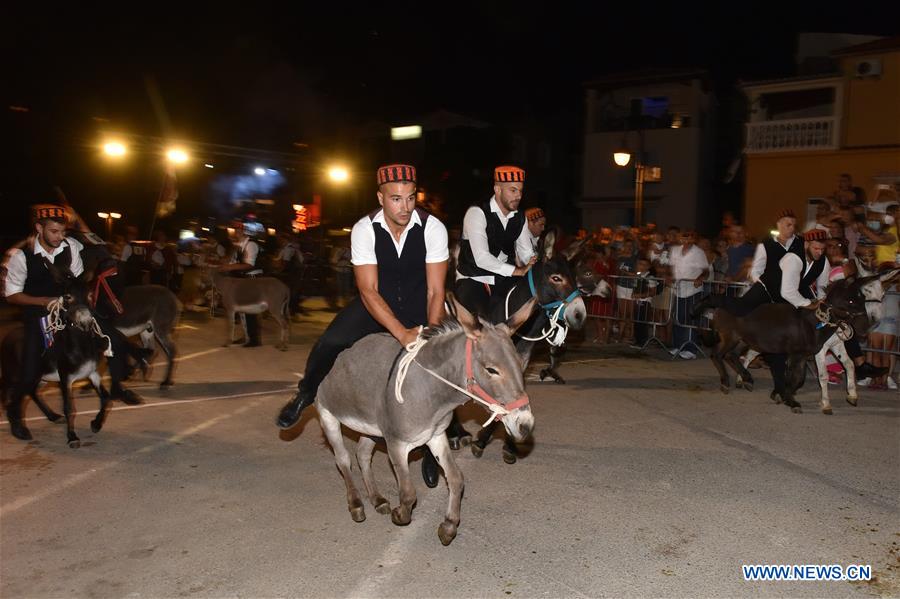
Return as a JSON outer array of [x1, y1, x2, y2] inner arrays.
[[612, 130, 655, 228], [97, 212, 122, 239], [327, 165, 351, 222]]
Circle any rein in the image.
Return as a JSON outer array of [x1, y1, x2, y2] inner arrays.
[[814, 303, 854, 341], [43, 297, 114, 357], [395, 330, 529, 428], [91, 267, 124, 314], [503, 268, 579, 346]]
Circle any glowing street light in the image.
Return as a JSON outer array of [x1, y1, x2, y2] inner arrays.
[[254, 167, 266, 175], [103, 141, 127, 157], [328, 166, 349, 183], [613, 149, 632, 167], [97, 211, 122, 238], [166, 148, 189, 164]]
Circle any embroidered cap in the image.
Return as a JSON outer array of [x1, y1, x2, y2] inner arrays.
[[377, 164, 416, 186], [494, 165, 525, 183], [32, 204, 69, 223], [776, 208, 797, 221], [525, 207, 545, 222], [803, 229, 828, 242]]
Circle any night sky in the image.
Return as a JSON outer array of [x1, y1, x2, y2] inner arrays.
[[3, 4, 895, 236]]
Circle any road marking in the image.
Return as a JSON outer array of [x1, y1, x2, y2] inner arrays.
[[0, 398, 267, 517], [175, 324, 198, 330], [0, 386, 294, 425]]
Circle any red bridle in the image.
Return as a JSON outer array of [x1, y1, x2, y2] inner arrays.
[[91, 267, 124, 315], [464, 338, 529, 422]]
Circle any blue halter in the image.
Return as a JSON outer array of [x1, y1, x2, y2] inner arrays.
[[527, 268, 580, 322]]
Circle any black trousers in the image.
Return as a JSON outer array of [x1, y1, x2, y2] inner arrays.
[[454, 276, 519, 319], [297, 297, 387, 397], [11, 317, 45, 415]]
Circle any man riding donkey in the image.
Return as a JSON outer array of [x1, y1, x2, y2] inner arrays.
[[218, 221, 264, 347], [695, 209, 885, 400], [276, 164, 450, 488], [2, 203, 145, 441], [447, 165, 537, 449]]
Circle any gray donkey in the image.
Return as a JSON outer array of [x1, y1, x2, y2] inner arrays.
[[314, 295, 535, 546], [212, 270, 290, 350]]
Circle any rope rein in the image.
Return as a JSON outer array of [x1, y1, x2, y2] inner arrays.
[[394, 330, 510, 428], [504, 286, 569, 346], [44, 296, 114, 357], [815, 304, 853, 341]]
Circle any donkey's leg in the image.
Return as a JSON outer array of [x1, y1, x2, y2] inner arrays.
[[319, 407, 366, 522], [385, 439, 416, 526], [835, 342, 858, 406], [736, 347, 757, 391], [446, 410, 471, 450], [271, 309, 289, 351], [30, 385, 63, 423], [89, 371, 113, 433], [540, 344, 566, 384], [154, 330, 176, 388], [59, 374, 80, 448], [426, 433, 464, 546], [783, 355, 804, 413], [814, 345, 833, 415], [710, 336, 731, 394], [356, 436, 390, 515], [471, 420, 499, 458], [223, 308, 235, 346]]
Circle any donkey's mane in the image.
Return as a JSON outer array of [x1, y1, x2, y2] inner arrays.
[[421, 317, 465, 340]]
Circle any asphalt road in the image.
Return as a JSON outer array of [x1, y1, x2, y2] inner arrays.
[[1, 304, 898, 598]]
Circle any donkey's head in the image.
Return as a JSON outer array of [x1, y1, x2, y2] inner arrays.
[[451, 294, 535, 442], [533, 230, 586, 329], [822, 271, 895, 336], [43, 259, 93, 331]]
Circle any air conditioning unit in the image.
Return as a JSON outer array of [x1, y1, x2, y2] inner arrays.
[[854, 58, 882, 78]]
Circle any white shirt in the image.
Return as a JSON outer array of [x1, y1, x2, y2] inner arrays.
[[669, 244, 709, 298], [457, 196, 534, 285], [277, 243, 303, 265], [3, 237, 85, 297], [350, 209, 449, 266], [779, 253, 830, 308], [233, 237, 259, 267], [749, 235, 796, 283]]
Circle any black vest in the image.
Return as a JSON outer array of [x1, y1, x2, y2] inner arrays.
[[19, 238, 73, 319], [759, 236, 804, 302], [798, 255, 827, 300], [457, 200, 526, 280], [370, 207, 430, 328]]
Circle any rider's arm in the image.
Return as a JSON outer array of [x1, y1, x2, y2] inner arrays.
[[815, 258, 831, 300], [749, 243, 766, 283], [424, 217, 450, 326], [462, 206, 516, 277], [515, 223, 536, 266], [779, 253, 811, 308], [2, 250, 54, 307]]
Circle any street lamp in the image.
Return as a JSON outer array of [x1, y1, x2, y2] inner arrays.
[[97, 211, 122, 239], [612, 132, 646, 227], [328, 166, 349, 183], [166, 148, 189, 164], [103, 141, 127, 157]]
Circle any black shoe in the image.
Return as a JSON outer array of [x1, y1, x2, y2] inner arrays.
[[856, 362, 888, 380], [243, 340, 262, 348], [276, 391, 314, 429], [421, 446, 440, 488], [112, 388, 143, 405]]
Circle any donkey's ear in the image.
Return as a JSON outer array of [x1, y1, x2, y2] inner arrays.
[[878, 267, 900, 284], [540, 230, 556, 261], [562, 237, 588, 262], [448, 293, 481, 338], [500, 297, 536, 337]]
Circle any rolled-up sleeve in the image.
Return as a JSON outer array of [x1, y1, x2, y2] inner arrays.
[[67, 238, 84, 277], [424, 217, 449, 263], [515, 223, 535, 265], [462, 206, 515, 277], [2, 249, 27, 296], [815, 258, 830, 299], [780, 253, 810, 308], [350, 217, 377, 266]]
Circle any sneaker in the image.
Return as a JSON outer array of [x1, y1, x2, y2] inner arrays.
[[629, 343, 643, 350], [857, 377, 871, 387], [669, 348, 680, 356], [887, 377, 898, 391], [679, 351, 697, 360]]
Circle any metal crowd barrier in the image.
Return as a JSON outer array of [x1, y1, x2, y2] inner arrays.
[[670, 279, 751, 357], [860, 290, 899, 357], [585, 274, 674, 351]]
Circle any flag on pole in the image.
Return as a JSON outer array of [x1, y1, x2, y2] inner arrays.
[[156, 167, 178, 218]]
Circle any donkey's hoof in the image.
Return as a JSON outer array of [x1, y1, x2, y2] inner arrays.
[[159, 380, 174, 390], [374, 500, 391, 515], [470, 443, 484, 458], [502, 449, 517, 465], [846, 395, 858, 407], [790, 405, 803, 414], [822, 407, 833, 415], [10, 422, 33, 441], [438, 521, 458, 546], [90, 420, 102, 433], [391, 507, 411, 526], [48, 412, 64, 423], [741, 381, 754, 392], [68, 438, 81, 449], [448, 434, 471, 451], [770, 391, 783, 404], [349, 506, 366, 523], [720, 384, 730, 394]]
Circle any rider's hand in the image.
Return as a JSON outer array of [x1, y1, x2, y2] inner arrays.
[[693, 277, 704, 288], [803, 299, 822, 310], [399, 327, 420, 348]]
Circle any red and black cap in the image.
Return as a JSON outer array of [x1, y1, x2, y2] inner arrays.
[[494, 165, 525, 183], [525, 207, 545, 222], [803, 229, 828, 242], [32, 204, 68, 222], [377, 164, 416, 186], [776, 208, 797, 220]]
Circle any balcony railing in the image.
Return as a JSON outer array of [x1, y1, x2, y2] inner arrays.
[[745, 117, 838, 153]]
